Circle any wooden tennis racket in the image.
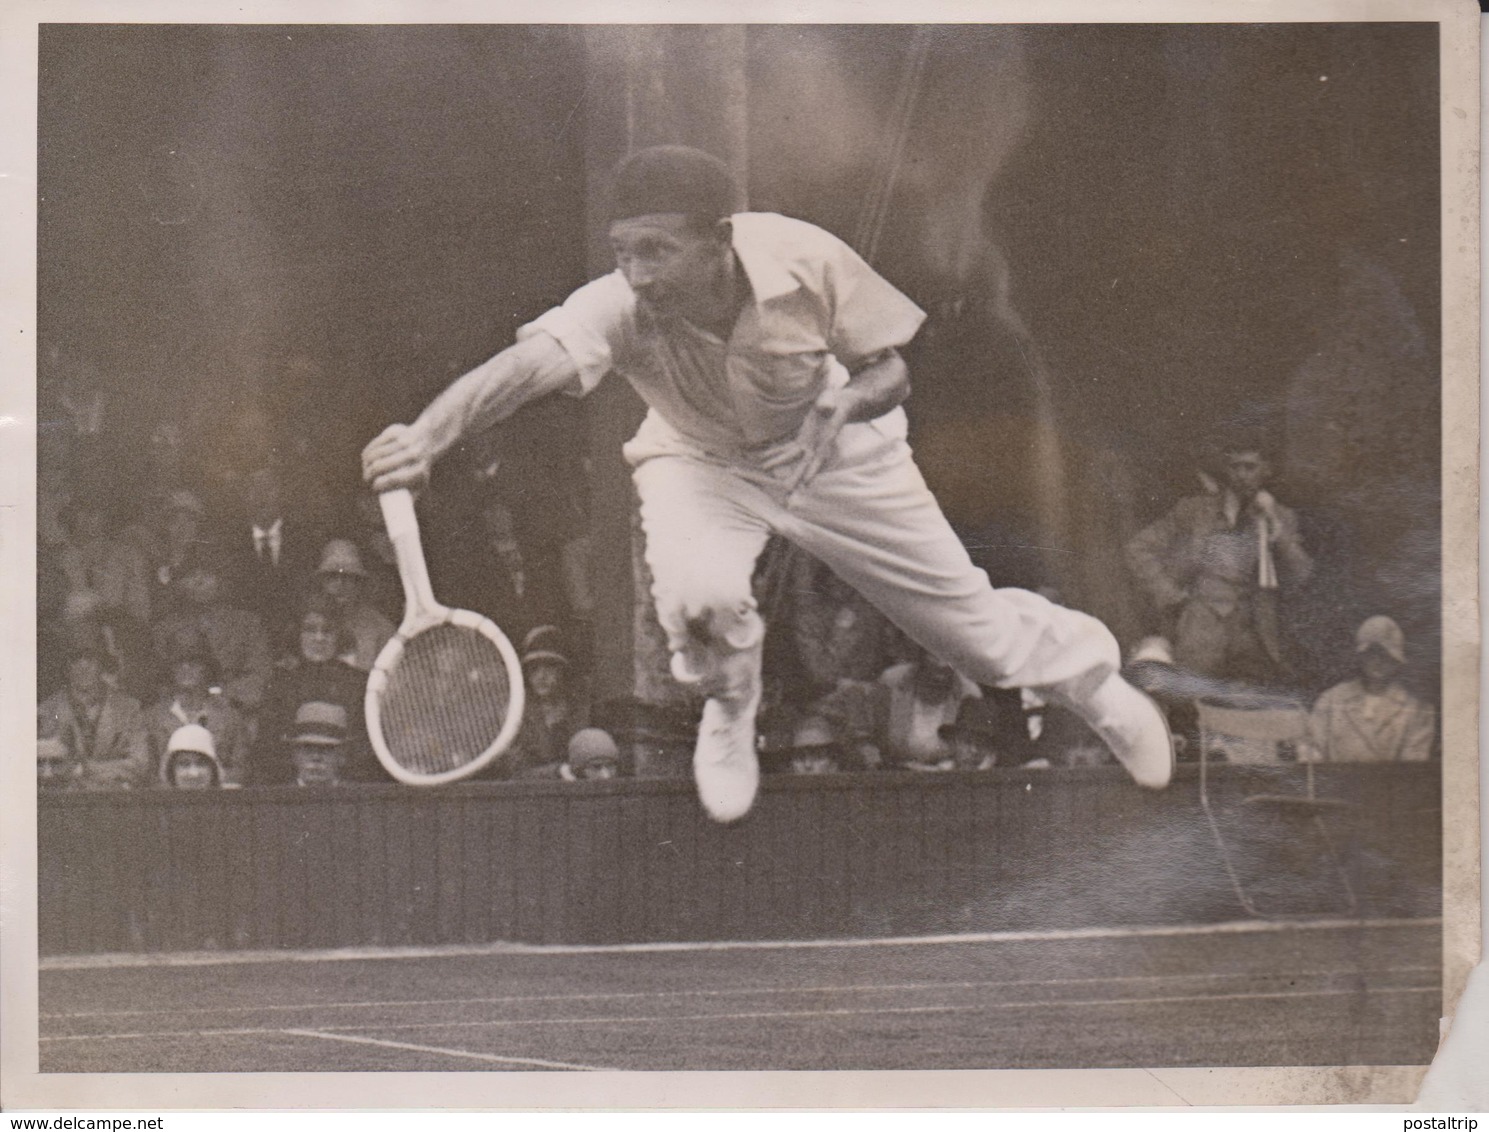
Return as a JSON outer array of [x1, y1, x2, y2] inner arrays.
[[365, 489, 525, 785]]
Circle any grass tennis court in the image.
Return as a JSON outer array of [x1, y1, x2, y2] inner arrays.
[[40, 917, 1440, 1072]]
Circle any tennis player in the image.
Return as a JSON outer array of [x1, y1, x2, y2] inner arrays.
[[363, 145, 1173, 822]]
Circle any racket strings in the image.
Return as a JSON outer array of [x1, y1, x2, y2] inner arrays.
[[377, 625, 513, 777]]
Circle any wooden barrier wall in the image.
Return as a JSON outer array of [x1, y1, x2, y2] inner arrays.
[[38, 765, 1441, 955]]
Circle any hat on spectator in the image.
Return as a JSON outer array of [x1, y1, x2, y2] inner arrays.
[[790, 715, 838, 751], [522, 646, 569, 670], [567, 728, 619, 770], [1128, 635, 1175, 666], [38, 735, 71, 765], [938, 696, 1001, 743], [165, 489, 206, 517], [162, 725, 223, 787], [166, 723, 217, 759], [317, 539, 368, 577], [609, 145, 740, 224], [1355, 615, 1406, 664], [522, 624, 563, 654], [290, 701, 348, 746]]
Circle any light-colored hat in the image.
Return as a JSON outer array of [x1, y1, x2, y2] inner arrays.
[[166, 723, 217, 758], [1129, 635, 1176, 666], [522, 648, 569, 669], [291, 701, 348, 746], [1355, 615, 1406, 664], [317, 539, 368, 577], [567, 728, 619, 769]]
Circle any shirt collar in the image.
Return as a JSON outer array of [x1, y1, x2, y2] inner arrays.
[[253, 518, 283, 540], [730, 214, 801, 304]]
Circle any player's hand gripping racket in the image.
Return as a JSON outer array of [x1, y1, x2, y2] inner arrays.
[[365, 489, 525, 785]]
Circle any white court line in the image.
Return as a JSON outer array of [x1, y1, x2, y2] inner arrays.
[[40, 965, 1442, 1022], [281, 1028, 614, 1072], [41, 983, 1438, 1043], [39, 915, 1442, 971]]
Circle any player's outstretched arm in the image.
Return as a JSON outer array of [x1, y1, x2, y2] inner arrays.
[[362, 333, 582, 493]]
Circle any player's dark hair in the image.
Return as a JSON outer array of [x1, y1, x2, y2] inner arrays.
[[609, 145, 740, 224]]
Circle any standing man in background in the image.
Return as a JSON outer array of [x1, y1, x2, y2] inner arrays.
[[1127, 436, 1313, 685], [364, 145, 1173, 822]]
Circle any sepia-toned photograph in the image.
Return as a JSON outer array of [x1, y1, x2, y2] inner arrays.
[[4, 0, 1480, 1111]]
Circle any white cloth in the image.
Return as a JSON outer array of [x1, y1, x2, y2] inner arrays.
[[633, 420, 1120, 694], [519, 212, 926, 460]]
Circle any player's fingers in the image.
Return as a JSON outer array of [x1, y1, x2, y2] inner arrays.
[[362, 446, 415, 479], [371, 465, 428, 494]]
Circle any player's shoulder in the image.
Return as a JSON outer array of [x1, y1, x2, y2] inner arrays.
[[732, 212, 858, 266], [563, 268, 636, 310]]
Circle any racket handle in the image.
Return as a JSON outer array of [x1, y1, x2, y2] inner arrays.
[[380, 489, 438, 617]]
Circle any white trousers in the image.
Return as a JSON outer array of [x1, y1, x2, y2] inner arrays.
[[632, 418, 1120, 698]]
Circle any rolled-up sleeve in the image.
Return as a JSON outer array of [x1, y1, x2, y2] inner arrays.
[[517, 271, 636, 396], [821, 238, 927, 365]]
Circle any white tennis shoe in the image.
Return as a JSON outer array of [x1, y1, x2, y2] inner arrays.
[[693, 687, 762, 823], [1051, 670, 1174, 789]]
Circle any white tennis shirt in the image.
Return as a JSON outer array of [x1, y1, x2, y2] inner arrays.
[[518, 212, 927, 464]]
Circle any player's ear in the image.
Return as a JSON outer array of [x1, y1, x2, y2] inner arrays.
[[712, 217, 733, 247]]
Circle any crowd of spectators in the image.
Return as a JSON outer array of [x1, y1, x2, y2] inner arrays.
[[35, 372, 600, 792], [37, 376, 1436, 793]]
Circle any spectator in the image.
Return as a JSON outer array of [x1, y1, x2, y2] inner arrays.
[[56, 497, 152, 626], [151, 546, 273, 716], [37, 734, 79, 791], [791, 557, 903, 693], [131, 489, 213, 619], [1019, 686, 1112, 768], [159, 724, 225, 790], [144, 640, 249, 787], [1306, 616, 1436, 763], [349, 492, 403, 623], [38, 645, 151, 790], [935, 697, 1004, 771], [520, 726, 624, 781], [777, 715, 842, 775], [563, 728, 622, 781], [253, 596, 375, 784], [506, 642, 585, 776], [878, 651, 981, 767], [287, 701, 351, 787], [1127, 435, 1313, 683], [226, 466, 324, 637], [315, 539, 395, 672]]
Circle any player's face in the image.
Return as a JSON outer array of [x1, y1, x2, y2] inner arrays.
[[609, 214, 729, 320]]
